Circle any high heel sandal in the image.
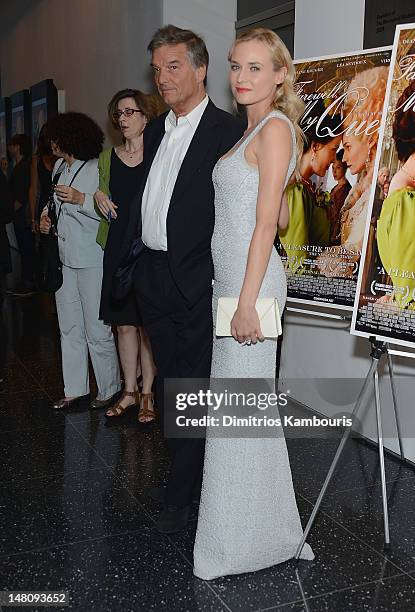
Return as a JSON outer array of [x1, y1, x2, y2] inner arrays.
[[105, 390, 141, 418], [138, 392, 156, 423]]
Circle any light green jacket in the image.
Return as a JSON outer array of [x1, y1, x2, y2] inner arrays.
[[96, 147, 112, 249]]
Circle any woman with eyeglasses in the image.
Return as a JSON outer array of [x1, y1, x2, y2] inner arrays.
[[95, 89, 160, 422]]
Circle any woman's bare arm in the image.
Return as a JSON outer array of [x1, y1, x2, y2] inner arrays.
[[231, 118, 292, 343]]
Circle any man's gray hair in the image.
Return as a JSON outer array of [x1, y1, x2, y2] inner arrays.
[[148, 24, 209, 80]]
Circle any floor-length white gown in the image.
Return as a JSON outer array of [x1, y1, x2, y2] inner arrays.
[[193, 111, 314, 580]]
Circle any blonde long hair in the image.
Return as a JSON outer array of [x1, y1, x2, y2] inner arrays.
[[342, 66, 389, 167], [230, 27, 305, 166]]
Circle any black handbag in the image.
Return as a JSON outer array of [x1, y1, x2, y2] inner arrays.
[[112, 236, 145, 301], [35, 160, 86, 293]]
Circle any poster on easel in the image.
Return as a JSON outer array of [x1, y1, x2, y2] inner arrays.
[[351, 24, 415, 349], [276, 47, 392, 310], [10, 90, 31, 143], [30, 79, 58, 148]]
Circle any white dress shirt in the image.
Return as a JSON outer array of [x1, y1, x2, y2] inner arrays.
[[141, 95, 209, 250]]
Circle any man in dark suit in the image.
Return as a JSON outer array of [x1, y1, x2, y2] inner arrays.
[[125, 25, 244, 533]]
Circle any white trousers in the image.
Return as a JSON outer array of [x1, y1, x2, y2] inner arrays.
[[55, 265, 120, 398]]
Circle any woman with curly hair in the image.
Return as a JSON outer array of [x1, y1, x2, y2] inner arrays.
[[94, 89, 159, 423], [40, 112, 121, 410], [278, 99, 342, 273], [377, 80, 415, 308]]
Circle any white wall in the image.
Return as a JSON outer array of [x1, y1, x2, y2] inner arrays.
[[162, 0, 237, 111], [284, 0, 415, 463], [294, 0, 365, 59], [0, 0, 163, 144], [0, 0, 236, 135]]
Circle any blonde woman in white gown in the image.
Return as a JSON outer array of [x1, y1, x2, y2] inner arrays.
[[193, 28, 314, 580]]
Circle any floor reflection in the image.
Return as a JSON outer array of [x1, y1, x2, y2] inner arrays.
[[0, 293, 414, 611]]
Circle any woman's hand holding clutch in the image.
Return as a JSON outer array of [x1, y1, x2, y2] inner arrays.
[[231, 304, 265, 345]]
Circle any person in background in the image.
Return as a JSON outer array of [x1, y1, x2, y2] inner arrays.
[[29, 123, 57, 233], [0, 157, 9, 178], [94, 89, 158, 422], [0, 170, 13, 386], [7, 134, 35, 296], [328, 149, 351, 245], [40, 112, 121, 410]]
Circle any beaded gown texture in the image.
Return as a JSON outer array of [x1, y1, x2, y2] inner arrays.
[[193, 111, 314, 580]]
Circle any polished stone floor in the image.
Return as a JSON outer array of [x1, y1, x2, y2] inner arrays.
[[1, 292, 415, 611]]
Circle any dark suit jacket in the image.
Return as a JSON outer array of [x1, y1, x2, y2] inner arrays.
[[120, 99, 245, 307]]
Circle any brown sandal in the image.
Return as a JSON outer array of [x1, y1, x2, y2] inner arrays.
[[138, 392, 156, 423], [105, 390, 140, 417]]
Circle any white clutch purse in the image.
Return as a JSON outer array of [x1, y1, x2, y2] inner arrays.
[[215, 297, 282, 339]]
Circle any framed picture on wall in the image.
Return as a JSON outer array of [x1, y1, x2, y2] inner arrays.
[[364, 0, 415, 48], [0, 97, 11, 161], [10, 90, 31, 143], [30, 79, 58, 147]]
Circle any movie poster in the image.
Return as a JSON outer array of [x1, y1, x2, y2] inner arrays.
[[30, 80, 58, 148], [11, 105, 25, 136], [32, 97, 47, 146], [351, 24, 415, 348], [276, 47, 392, 310]]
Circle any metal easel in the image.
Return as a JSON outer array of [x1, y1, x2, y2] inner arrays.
[[291, 327, 409, 560]]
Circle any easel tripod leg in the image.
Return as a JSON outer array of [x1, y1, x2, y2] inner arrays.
[[374, 370, 391, 548], [294, 357, 379, 561], [386, 351, 405, 460]]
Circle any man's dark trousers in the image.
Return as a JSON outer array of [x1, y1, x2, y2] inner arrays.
[[134, 248, 212, 509]]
